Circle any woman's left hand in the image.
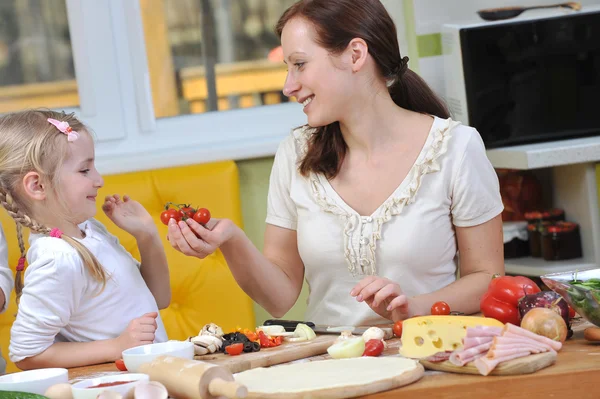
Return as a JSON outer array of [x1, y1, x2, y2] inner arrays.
[[350, 276, 411, 322], [102, 194, 155, 239]]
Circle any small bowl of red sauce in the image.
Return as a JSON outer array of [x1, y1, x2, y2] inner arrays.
[[71, 373, 149, 399]]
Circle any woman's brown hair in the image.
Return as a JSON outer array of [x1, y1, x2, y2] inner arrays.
[[276, 0, 450, 179]]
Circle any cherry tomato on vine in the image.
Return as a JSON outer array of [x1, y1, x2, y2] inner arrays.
[[160, 209, 183, 225], [431, 301, 451, 316], [193, 208, 211, 225], [180, 205, 196, 219], [393, 321, 403, 337]]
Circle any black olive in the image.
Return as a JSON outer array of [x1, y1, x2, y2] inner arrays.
[[243, 341, 254, 352]]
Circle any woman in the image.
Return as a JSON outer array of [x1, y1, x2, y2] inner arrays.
[[167, 0, 504, 327]]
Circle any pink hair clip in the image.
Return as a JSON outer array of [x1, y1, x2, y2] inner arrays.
[[16, 257, 26, 272], [49, 228, 63, 238], [47, 118, 79, 142]]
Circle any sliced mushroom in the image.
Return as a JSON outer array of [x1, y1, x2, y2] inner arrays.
[[362, 327, 388, 348], [200, 323, 224, 339], [191, 334, 223, 355]]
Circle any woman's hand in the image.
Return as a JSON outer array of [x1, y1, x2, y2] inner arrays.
[[167, 217, 237, 259], [102, 194, 155, 239], [351, 276, 412, 322]]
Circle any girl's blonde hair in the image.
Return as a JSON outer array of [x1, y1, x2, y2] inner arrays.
[[0, 109, 106, 304]]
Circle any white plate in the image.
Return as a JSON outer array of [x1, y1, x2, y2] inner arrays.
[[0, 368, 68, 395], [71, 373, 149, 399]]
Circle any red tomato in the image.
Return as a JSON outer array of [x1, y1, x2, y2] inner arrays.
[[363, 339, 384, 357], [193, 208, 211, 225], [181, 206, 196, 219], [160, 209, 183, 225], [393, 321, 403, 338], [431, 301, 451, 316], [225, 342, 244, 356], [568, 305, 576, 319], [115, 358, 127, 371]]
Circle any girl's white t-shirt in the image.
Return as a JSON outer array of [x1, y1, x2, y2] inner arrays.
[[9, 219, 167, 363], [266, 117, 504, 327]]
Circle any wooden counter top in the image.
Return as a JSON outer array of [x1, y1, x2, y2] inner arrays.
[[68, 320, 600, 398], [367, 327, 600, 398]]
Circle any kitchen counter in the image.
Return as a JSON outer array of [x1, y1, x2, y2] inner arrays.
[[69, 320, 600, 398], [486, 136, 600, 170]]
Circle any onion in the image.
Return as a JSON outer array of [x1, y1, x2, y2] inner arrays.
[[520, 307, 568, 343]]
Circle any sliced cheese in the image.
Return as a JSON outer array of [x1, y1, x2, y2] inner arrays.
[[398, 316, 503, 359]]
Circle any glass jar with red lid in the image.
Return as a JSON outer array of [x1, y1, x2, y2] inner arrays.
[[524, 208, 565, 224], [503, 221, 530, 258], [541, 221, 582, 261], [527, 221, 552, 257]]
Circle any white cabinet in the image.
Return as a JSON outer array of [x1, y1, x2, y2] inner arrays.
[[487, 137, 600, 277]]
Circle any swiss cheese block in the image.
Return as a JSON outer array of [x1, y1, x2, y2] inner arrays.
[[399, 316, 503, 359]]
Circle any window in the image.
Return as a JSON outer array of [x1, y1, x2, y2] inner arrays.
[[1, 1, 408, 173], [141, 0, 297, 118], [0, 0, 77, 113]]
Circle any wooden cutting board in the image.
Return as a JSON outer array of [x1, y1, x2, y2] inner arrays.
[[194, 334, 339, 373], [234, 357, 425, 399], [420, 351, 557, 376]]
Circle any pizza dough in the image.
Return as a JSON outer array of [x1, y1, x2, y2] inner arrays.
[[234, 357, 421, 396]]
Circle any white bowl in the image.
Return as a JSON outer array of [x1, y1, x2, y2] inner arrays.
[[71, 373, 149, 399], [122, 341, 194, 372], [0, 368, 68, 395]]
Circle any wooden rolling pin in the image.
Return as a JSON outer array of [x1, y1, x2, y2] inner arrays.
[[139, 355, 248, 399]]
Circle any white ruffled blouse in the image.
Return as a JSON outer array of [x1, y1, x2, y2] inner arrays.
[[266, 116, 504, 327]]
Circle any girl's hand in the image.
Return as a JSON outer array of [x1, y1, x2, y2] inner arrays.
[[102, 194, 155, 239], [350, 276, 412, 322], [166, 217, 236, 259], [115, 312, 158, 355]]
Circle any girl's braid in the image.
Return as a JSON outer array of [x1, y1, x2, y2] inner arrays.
[[0, 188, 51, 304]]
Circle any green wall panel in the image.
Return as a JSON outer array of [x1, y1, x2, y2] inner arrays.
[[236, 157, 309, 327]]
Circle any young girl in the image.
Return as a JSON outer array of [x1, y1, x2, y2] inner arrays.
[[0, 109, 170, 370]]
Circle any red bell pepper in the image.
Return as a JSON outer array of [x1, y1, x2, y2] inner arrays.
[[257, 331, 283, 348], [480, 275, 541, 325]]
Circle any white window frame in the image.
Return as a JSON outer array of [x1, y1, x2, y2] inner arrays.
[[65, 0, 407, 175]]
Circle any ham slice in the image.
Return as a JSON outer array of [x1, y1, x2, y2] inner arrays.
[[465, 326, 503, 338], [487, 346, 546, 359], [503, 323, 562, 351], [463, 336, 494, 349], [470, 323, 562, 375], [495, 334, 552, 352], [473, 350, 533, 376], [449, 341, 493, 366]]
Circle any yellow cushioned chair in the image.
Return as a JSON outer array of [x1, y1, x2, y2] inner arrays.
[[0, 161, 254, 373]]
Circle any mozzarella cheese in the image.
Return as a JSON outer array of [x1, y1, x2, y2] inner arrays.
[[398, 316, 503, 359]]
